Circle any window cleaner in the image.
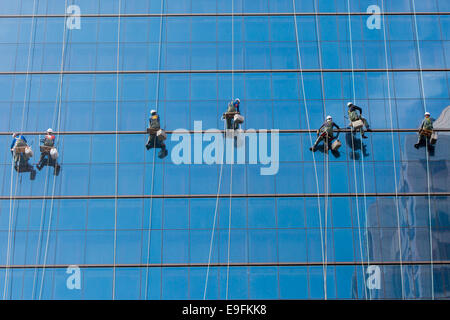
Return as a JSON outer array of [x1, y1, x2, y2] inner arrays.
[[415, 111, 436, 151], [10, 133, 36, 179], [310, 115, 341, 152], [37, 128, 60, 175], [146, 109, 168, 159], [347, 102, 371, 138], [223, 98, 244, 130]]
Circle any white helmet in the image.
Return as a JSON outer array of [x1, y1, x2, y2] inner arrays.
[[326, 115, 332, 121], [150, 109, 157, 115], [12, 132, 18, 138], [424, 111, 430, 116], [47, 128, 53, 134], [347, 102, 353, 107]]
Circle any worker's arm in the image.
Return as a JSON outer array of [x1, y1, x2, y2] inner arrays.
[[333, 123, 340, 138], [354, 105, 363, 114], [317, 123, 325, 134], [10, 139, 15, 150], [419, 119, 424, 130]]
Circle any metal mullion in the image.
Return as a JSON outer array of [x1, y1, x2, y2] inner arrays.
[[2, 12, 450, 18], [2, 260, 448, 269], [1, 67, 450, 75], [2, 191, 449, 200]]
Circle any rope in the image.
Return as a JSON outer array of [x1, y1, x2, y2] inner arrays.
[[203, 120, 226, 300], [292, 0, 327, 299], [31, 152, 52, 299], [3, 0, 38, 300], [32, 0, 65, 298], [225, 0, 235, 300], [411, 0, 434, 300], [225, 160, 233, 299], [38, 0, 69, 300], [380, 0, 405, 299], [111, 0, 123, 300], [144, 0, 165, 300], [312, 0, 331, 297], [346, 0, 370, 299]]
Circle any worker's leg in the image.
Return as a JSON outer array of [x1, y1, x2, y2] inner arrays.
[[361, 116, 370, 130], [14, 153, 19, 167], [37, 152, 48, 170], [360, 128, 368, 138], [415, 134, 424, 149], [158, 142, 168, 159], [37, 153, 44, 170], [146, 135, 156, 150], [226, 118, 233, 130], [426, 136, 433, 152], [325, 135, 332, 151], [310, 135, 323, 151]]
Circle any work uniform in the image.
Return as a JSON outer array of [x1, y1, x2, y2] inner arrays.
[[311, 121, 340, 151], [10, 135, 29, 166], [146, 114, 167, 156], [149, 114, 161, 130], [415, 117, 434, 149], [37, 134, 56, 169], [225, 101, 240, 130], [348, 104, 370, 136]]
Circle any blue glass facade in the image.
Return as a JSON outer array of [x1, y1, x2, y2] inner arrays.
[[0, 0, 449, 300]]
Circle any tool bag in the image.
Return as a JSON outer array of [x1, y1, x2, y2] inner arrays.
[[24, 146, 33, 158], [420, 129, 432, 137], [50, 148, 59, 160], [157, 129, 167, 141], [331, 139, 342, 151], [351, 120, 364, 130], [430, 132, 438, 145], [234, 114, 244, 124]]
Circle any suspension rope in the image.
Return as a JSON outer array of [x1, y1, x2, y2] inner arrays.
[[144, 0, 165, 300], [411, 0, 434, 300], [346, 0, 370, 300], [31, 149, 52, 299], [380, 0, 405, 299], [292, 0, 327, 299], [225, 2, 235, 299], [111, 0, 123, 300], [3, 0, 38, 300], [312, 0, 331, 297], [37, 0, 69, 300], [203, 122, 226, 300], [32, 0, 66, 298], [225, 158, 233, 299]]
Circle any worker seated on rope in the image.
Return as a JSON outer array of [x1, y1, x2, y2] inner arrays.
[[415, 111, 435, 151], [145, 109, 168, 159], [223, 98, 244, 130], [347, 102, 371, 139], [310, 115, 340, 152], [37, 128, 60, 173], [10, 133, 31, 168]]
